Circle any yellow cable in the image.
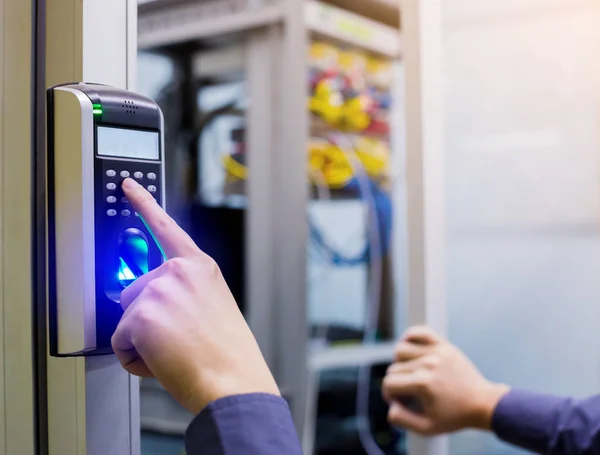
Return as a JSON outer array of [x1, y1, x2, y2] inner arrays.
[[221, 138, 390, 189], [221, 154, 248, 180]]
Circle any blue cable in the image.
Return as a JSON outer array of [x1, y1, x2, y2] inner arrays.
[[309, 178, 392, 266]]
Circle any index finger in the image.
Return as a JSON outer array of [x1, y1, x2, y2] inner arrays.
[[122, 178, 200, 259]]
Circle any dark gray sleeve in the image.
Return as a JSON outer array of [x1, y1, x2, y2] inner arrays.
[[492, 389, 600, 455], [184, 393, 303, 455]]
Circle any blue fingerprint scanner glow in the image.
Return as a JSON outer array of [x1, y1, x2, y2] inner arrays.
[[117, 229, 150, 288], [118, 257, 136, 281]]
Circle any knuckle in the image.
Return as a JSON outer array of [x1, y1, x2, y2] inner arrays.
[[165, 257, 198, 289], [381, 376, 393, 391], [422, 354, 440, 370], [415, 371, 434, 390], [165, 257, 189, 278], [386, 363, 399, 376], [136, 190, 155, 205], [145, 279, 170, 301], [394, 342, 407, 358], [386, 412, 400, 425], [184, 242, 204, 258], [130, 307, 158, 335], [135, 192, 158, 213], [198, 254, 222, 279], [154, 213, 177, 236]]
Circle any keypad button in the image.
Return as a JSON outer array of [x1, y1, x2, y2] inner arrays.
[[147, 172, 157, 181], [121, 197, 128, 204], [106, 169, 116, 177], [106, 196, 116, 203], [121, 209, 131, 217], [134, 171, 143, 179], [147, 185, 157, 193], [120, 170, 130, 178], [107, 209, 117, 217], [106, 182, 116, 190]]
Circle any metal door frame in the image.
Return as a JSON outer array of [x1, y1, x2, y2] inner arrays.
[[402, 1, 449, 455], [0, 1, 36, 454]]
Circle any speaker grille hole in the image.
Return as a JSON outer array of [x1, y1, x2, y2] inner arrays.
[[121, 100, 139, 114]]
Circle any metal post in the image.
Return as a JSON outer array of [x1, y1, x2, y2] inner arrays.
[[273, 0, 310, 432], [246, 26, 278, 368], [402, 0, 448, 455]]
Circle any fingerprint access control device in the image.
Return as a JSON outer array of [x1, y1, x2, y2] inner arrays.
[[47, 82, 165, 357]]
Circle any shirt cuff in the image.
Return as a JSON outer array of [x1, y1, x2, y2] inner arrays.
[[184, 393, 303, 455]]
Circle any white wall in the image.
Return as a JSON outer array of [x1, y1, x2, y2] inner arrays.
[[442, 1, 600, 454]]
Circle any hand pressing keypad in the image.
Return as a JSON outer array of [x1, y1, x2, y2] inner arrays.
[[105, 168, 158, 217]]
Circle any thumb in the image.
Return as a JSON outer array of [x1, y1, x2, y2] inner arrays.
[[388, 402, 433, 435]]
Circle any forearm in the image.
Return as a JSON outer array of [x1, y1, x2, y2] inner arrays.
[[184, 393, 303, 455], [492, 389, 600, 455]]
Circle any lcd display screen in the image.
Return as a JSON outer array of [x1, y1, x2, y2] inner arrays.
[[97, 126, 159, 160]]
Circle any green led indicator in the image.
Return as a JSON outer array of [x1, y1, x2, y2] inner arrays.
[[92, 103, 102, 115]]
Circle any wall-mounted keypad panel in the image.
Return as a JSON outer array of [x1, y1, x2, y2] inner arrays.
[[94, 157, 164, 349]]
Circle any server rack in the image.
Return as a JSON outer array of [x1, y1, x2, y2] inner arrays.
[[135, 2, 447, 455]]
